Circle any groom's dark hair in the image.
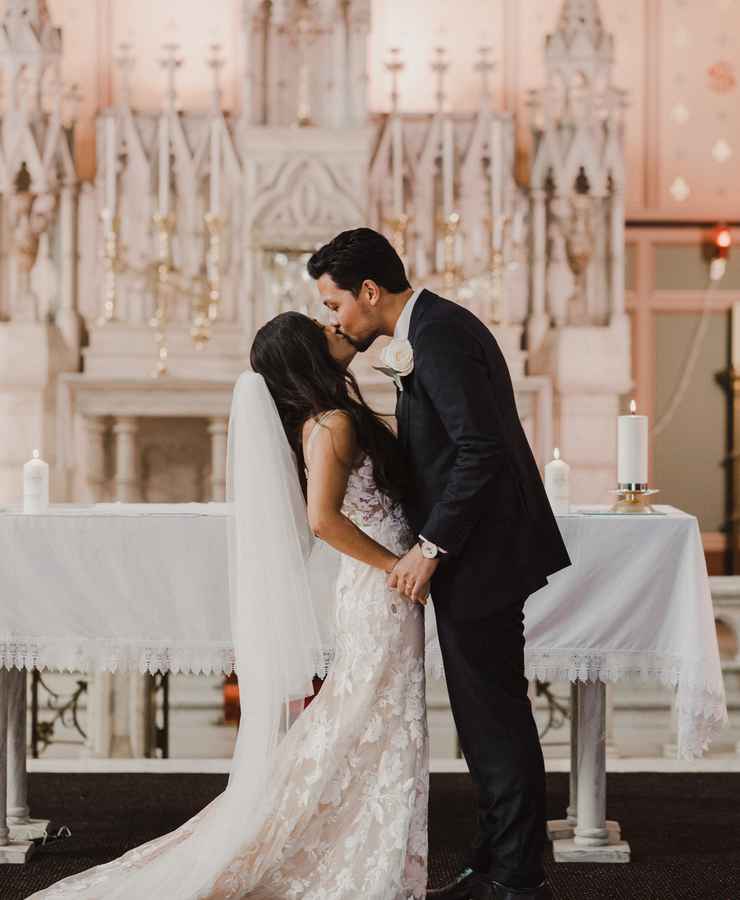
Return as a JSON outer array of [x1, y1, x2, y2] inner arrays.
[[307, 228, 411, 296]]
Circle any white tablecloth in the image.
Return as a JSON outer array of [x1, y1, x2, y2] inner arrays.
[[0, 503, 726, 758]]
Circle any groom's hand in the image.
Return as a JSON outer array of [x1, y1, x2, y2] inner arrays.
[[388, 545, 438, 604]]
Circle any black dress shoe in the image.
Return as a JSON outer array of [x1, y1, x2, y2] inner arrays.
[[426, 867, 482, 899], [472, 878, 552, 900]]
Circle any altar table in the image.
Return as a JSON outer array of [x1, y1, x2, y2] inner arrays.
[[0, 503, 726, 864]]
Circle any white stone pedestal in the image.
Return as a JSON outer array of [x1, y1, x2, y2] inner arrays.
[[550, 682, 630, 863]]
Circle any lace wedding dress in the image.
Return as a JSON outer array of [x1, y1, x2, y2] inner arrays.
[[28, 412, 429, 900]]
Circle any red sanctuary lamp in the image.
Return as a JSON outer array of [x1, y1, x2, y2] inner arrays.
[[222, 674, 326, 724], [710, 223, 732, 281]]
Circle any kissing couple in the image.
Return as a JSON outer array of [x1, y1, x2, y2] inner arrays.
[[28, 228, 570, 900]]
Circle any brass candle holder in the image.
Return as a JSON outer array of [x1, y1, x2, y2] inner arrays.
[[608, 484, 660, 514]]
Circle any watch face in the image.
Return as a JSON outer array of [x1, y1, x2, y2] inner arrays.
[[421, 541, 437, 559]]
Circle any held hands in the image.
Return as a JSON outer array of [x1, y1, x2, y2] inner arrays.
[[387, 544, 438, 605]]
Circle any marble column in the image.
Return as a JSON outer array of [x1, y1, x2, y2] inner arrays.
[[85, 415, 108, 502], [208, 416, 228, 502], [0, 668, 34, 863], [553, 682, 630, 862], [7, 669, 29, 824], [6, 669, 49, 842], [113, 416, 139, 502]]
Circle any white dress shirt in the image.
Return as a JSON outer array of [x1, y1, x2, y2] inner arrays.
[[393, 287, 423, 341]]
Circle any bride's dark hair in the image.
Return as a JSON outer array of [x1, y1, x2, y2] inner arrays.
[[250, 311, 406, 501]]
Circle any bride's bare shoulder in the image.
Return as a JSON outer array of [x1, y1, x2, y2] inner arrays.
[[302, 410, 356, 469]]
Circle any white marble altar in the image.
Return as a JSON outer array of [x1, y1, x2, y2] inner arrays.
[[0, 503, 725, 864]]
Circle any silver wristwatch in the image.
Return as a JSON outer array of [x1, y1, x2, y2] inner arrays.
[[419, 537, 441, 559]]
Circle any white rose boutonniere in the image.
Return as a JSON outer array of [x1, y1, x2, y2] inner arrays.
[[373, 338, 414, 391]]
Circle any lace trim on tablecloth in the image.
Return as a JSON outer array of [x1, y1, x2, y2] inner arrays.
[[0, 639, 334, 680], [523, 648, 728, 761]]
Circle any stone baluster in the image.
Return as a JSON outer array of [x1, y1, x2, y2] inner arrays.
[[85, 416, 108, 502], [208, 416, 228, 502], [56, 181, 81, 357], [113, 416, 140, 502]]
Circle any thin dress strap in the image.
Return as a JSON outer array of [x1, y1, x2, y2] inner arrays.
[[305, 410, 342, 471]]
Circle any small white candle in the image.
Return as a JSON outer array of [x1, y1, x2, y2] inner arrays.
[[104, 115, 117, 217], [442, 116, 454, 218], [617, 399, 649, 486], [545, 447, 570, 515], [23, 450, 49, 514], [158, 114, 170, 217], [209, 119, 221, 216], [391, 114, 404, 218]]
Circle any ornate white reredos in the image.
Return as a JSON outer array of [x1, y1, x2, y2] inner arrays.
[[244, 130, 370, 245], [0, 0, 629, 513]]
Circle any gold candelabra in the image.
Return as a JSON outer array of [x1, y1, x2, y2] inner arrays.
[[151, 213, 174, 377], [440, 211, 461, 291], [386, 213, 410, 266], [98, 209, 223, 377]]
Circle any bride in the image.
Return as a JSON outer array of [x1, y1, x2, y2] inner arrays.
[[28, 312, 429, 900]]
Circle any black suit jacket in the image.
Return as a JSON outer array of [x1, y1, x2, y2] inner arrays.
[[396, 289, 572, 621]]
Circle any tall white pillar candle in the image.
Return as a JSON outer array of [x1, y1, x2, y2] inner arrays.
[[545, 447, 570, 515], [104, 115, 116, 217], [490, 116, 503, 251], [617, 400, 648, 486], [23, 450, 49, 513], [209, 120, 221, 216], [442, 116, 454, 218], [158, 114, 170, 217], [391, 114, 404, 218]]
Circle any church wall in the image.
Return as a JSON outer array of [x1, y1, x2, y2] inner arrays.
[[654, 311, 726, 534]]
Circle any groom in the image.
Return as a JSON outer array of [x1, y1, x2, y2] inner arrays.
[[309, 228, 571, 900]]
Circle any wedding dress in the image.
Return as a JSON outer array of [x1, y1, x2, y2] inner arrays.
[[28, 402, 429, 900]]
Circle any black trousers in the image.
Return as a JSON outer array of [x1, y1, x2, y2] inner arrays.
[[434, 600, 546, 889]]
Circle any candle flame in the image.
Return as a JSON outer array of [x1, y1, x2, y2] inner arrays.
[[629, 399, 637, 414], [553, 447, 560, 460], [32, 449, 39, 459]]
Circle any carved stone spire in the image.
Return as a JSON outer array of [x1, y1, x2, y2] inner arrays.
[[545, 0, 613, 91], [557, 0, 604, 42], [3, 0, 51, 29], [0, 0, 62, 112]]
